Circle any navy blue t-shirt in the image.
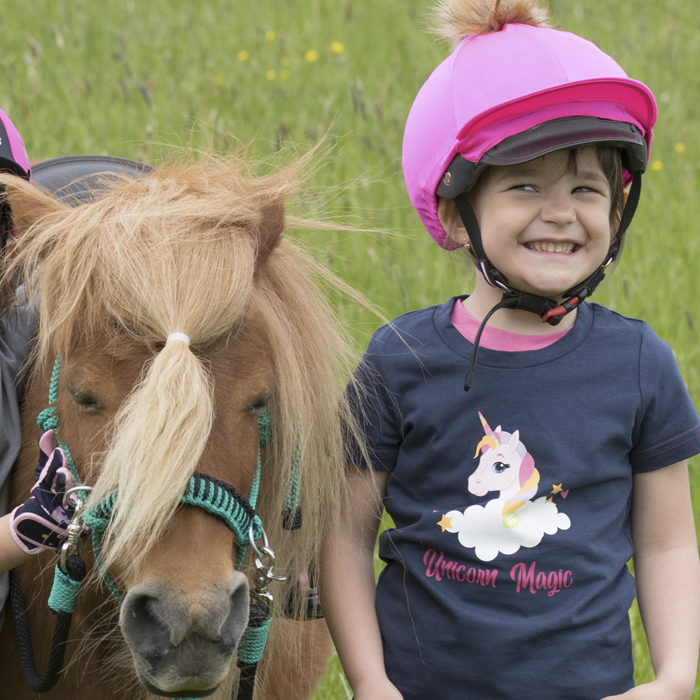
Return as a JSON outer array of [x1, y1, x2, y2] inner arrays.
[[350, 299, 700, 700]]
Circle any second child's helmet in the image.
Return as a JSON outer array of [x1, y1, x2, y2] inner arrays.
[[402, 0, 656, 325], [0, 108, 31, 252]]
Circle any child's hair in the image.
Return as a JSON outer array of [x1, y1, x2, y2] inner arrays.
[[429, 0, 551, 48]]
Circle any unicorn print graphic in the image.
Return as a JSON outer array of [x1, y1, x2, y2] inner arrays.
[[441, 413, 571, 562]]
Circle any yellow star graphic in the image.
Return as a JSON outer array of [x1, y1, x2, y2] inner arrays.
[[437, 514, 453, 532], [546, 497, 554, 504], [551, 484, 563, 495]]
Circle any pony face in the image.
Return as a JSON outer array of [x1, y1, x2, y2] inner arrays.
[[49, 318, 276, 693]]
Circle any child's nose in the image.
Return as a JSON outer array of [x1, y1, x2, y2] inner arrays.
[[540, 197, 577, 226]]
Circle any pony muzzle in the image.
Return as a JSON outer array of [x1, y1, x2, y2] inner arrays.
[[120, 574, 249, 696]]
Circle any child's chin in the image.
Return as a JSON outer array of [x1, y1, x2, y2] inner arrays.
[[513, 281, 569, 300]]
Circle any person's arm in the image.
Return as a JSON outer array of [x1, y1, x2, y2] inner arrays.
[[320, 468, 403, 700], [0, 512, 31, 574], [602, 460, 700, 700]]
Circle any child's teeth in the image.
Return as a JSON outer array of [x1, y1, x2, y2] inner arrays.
[[529, 242, 573, 253]]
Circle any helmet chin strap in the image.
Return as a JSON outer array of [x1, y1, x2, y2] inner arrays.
[[455, 171, 642, 390]]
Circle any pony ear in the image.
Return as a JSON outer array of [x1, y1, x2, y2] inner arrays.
[[254, 201, 285, 266], [0, 178, 68, 313], [2, 178, 68, 237]]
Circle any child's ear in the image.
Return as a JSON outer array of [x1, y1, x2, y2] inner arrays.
[[437, 197, 469, 247]]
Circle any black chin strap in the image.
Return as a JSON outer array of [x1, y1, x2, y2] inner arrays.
[[456, 171, 643, 390], [463, 295, 518, 391]]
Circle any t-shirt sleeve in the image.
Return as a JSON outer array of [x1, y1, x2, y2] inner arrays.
[[346, 329, 403, 471], [630, 324, 700, 472]]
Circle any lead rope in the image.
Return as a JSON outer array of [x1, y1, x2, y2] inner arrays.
[[14, 355, 299, 700], [9, 357, 87, 693]]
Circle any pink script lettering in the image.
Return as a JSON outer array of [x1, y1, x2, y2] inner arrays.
[[510, 561, 573, 597], [423, 549, 498, 588]]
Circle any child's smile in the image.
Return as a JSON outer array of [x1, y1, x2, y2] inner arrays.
[[471, 148, 613, 301]]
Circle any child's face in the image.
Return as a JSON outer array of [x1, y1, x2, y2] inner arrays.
[[468, 149, 613, 299]]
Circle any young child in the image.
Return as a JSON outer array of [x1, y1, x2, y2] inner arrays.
[[321, 2, 700, 699], [0, 109, 76, 630]]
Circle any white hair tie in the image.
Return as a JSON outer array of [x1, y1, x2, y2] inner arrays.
[[166, 333, 190, 346]]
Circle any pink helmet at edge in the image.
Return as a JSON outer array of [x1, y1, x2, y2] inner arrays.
[[402, 21, 657, 250], [0, 108, 30, 182]]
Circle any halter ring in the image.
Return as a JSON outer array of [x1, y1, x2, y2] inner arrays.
[[65, 484, 93, 509]]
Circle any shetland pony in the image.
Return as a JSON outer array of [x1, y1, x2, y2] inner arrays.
[[0, 154, 363, 699]]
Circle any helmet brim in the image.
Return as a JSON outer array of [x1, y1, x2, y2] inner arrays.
[[481, 116, 647, 173], [437, 116, 648, 202]]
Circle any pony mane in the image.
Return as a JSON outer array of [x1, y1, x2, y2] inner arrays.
[[0, 154, 370, 599]]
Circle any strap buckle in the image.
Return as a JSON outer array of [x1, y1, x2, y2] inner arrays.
[[59, 486, 92, 575], [248, 526, 286, 622]]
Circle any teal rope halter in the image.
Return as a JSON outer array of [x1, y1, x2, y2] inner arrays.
[[38, 354, 301, 697]]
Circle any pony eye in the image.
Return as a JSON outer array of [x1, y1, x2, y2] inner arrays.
[[68, 386, 101, 411], [248, 393, 271, 413], [492, 462, 510, 473]]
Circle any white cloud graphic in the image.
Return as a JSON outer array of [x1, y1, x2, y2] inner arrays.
[[445, 497, 571, 562]]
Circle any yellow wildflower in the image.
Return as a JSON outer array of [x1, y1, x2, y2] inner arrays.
[[237, 50, 249, 62], [281, 56, 291, 67], [266, 69, 277, 81], [674, 142, 686, 153], [331, 41, 345, 54], [305, 49, 319, 63], [265, 30, 276, 41], [650, 160, 663, 171], [280, 70, 290, 80], [213, 75, 224, 87]]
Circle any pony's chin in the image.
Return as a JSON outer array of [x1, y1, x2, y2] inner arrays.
[[141, 678, 220, 698]]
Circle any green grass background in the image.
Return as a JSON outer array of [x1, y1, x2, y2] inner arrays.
[[0, 0, 698, 696]]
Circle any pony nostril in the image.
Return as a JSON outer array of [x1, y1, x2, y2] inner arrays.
[[219, 579, 250, 652], [121, 594, 171, 661]]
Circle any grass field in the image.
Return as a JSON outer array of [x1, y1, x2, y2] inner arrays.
[[1, 0, 698, 697]]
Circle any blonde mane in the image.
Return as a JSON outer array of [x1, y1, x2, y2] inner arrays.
[[0, 155, 366, 603]]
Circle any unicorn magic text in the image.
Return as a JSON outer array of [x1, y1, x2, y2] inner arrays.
[[423, 549, 573, 597]]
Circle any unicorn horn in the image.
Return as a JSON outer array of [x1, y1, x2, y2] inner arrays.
[[478, 412, 493, 436]]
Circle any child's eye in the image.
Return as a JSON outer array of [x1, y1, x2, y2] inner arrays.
[[511, 184, 535, 192]]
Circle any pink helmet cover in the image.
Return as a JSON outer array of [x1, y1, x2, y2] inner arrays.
[[402, 23, 657, 249], [0, 107, 30, 180]]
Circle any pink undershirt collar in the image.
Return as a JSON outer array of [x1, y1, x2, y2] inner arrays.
[[450, 298, 573, 351]]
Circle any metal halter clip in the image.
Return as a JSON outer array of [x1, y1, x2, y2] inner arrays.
[[248, 526, 286, 621], [59, 485, 93, 573]]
